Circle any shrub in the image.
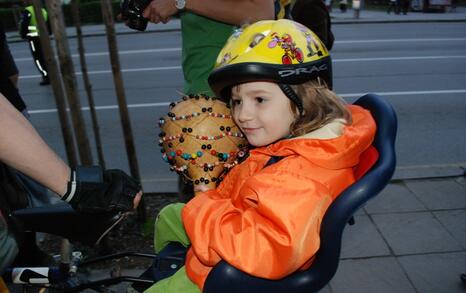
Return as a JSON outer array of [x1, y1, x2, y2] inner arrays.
[[1, 1, 122, 30]]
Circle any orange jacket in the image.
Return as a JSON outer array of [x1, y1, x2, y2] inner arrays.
[[182, 105, 376, 290]]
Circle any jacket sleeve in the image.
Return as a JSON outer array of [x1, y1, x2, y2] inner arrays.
[[182, 168, 333, 279]]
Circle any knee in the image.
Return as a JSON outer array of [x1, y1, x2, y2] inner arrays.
[[156, 203, 185, 224]]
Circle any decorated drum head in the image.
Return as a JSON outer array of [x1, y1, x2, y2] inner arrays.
[[158, 94, 247, 188]]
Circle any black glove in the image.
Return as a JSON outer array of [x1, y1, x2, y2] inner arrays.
[[61, 166, 141, 214]]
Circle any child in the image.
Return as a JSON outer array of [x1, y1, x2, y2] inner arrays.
[[147, 19, 376, 293]]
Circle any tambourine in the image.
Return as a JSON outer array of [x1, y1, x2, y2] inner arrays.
[[158, 94, 247, 188]]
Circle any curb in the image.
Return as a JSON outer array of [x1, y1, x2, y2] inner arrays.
[[392, 165, 466, 181], [6, 18, 466, 43], [331, 18, 466, 24]]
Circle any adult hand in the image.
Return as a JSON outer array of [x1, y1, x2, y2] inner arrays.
[[143, 0, 178, 24], [62, 166, 142, 214]]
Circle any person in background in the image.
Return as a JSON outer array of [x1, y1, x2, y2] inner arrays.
[[400, 0, 410, 14], [19, 0, 50, 86], [450, 0, 457, 12], [0, 22, 24, 111], [276, 0, 292, 19], [339, 0, 348, 12], [387, 0, 399, 14], [0, 22, 18, 87]]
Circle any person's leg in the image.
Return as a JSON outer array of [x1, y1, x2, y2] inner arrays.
[[403, 0, 409, 14], [154, 203, 190, 253], [33, 38, 48, 75], [144, 266, 200, 293], [28, 38, 48, 85]]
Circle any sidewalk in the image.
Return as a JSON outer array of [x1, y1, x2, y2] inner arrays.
[[325, 175, 466, 293], [329, 5, 466, 23], [5, 6, 466, 42]]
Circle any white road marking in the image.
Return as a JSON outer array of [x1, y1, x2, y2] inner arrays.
[[17, 55, 466, 80], [28, 89, 466, 114], [19, 65, 182, 79], [29, 102, 171, 114], [14, 47, 182, 62], [335, 55, 466, 62], [339, 89, 466, 98], [335, 38, 466, 44], [13, 37, 466, 62]]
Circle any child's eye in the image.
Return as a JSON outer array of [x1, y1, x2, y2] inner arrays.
[[255, 97, 265, 103], [231, 99, 241, 107]]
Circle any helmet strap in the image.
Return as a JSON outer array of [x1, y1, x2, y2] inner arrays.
[[278, 84, 304, 117]]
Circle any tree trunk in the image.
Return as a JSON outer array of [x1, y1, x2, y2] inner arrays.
[[70, 0, 106, 168], [31, 0, 77, 168], [45, 0, 93, 166], [100, 0, 145, 220]]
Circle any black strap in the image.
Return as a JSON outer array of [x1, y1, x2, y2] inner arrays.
[[278, 84, 304, 116]]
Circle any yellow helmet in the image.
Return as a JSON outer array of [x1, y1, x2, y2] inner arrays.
[[208, 19, 332, 114]]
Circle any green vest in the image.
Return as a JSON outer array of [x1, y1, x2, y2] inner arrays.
[[25, 6, 48, 37]]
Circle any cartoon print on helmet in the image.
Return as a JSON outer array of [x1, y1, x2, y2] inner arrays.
[[220, 52, 232, 66], [294, 23, 324, 58], [250, 33, 266, 49], [267, 32, 304, 65], [231, 27, 244, 40], [303, 31, 324, 57], [217, 28, 245, 66]]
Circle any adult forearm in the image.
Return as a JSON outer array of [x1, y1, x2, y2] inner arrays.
[[0, 93, 70, 196], [186, 0, 274, 25]]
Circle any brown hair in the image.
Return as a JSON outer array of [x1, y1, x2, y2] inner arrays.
[[289, 80, 352, 136]]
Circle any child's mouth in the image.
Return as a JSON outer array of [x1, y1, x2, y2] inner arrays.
[[242, 127, 259, 134]]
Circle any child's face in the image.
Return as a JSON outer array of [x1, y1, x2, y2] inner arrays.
[[231, 81, 296, 147]]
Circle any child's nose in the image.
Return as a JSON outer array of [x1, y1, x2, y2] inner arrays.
[[236, 106, 253, 123]]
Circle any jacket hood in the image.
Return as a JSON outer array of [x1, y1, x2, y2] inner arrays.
[[251, 105, 376, 170]]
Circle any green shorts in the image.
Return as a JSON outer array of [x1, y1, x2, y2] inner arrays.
[[144, 203, 200, 293]]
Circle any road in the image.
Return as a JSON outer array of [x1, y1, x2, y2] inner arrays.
[[8, 22, 466, 192]]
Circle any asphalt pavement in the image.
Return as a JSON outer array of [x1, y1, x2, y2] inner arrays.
[[5, 7, 466, 293]]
